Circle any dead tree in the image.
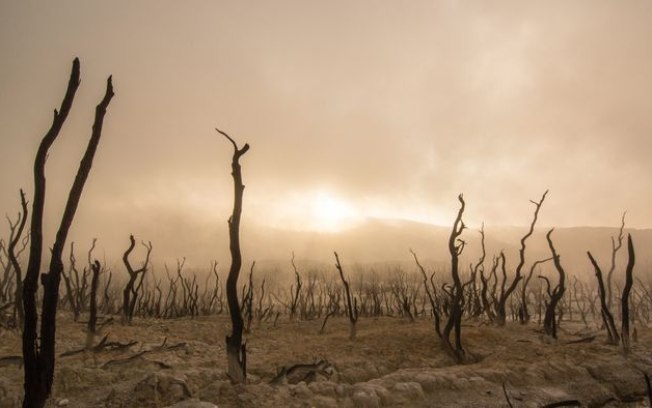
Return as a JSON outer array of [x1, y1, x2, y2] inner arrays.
[[22, 58, 114, 408], [467, 225, 486, 318], [606, 213, 626, 309], [621, 234, 635, 354], [390, 269, 416, 322], [85, 260, 101, 349], [61, 242, 86, 321], [101, 269, 115, 315], [519, 257, 553, 324], [174, 258, 193, 316], [542, 229, 566, 339], [411, 249, 442, 335], [480, 256, 499, 322], [441, 194, 466, 363], [217, 128, 249, 384], [289, 252, 303, 320], [205, 261, 223, 314], [571, 277, 590, 327], [121, 235, 153, 324], [587, 251, 620, 345], [7, 189, 28, 328], [493, 251, 511, 325], [244, 261, 255, 333], [495, 190, 547, 326], [0, 241, 11, 309], [334, 252, 358, 340]]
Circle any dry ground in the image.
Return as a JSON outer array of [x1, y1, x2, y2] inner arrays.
[[0, 315, 651, 407]]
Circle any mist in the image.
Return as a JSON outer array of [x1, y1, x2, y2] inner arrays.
[[1, 1, 651, 267]]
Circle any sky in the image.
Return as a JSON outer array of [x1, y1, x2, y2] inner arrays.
[[1, 1, 651, 264]]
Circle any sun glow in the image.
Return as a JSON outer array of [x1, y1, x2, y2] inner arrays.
[[262, 189, 362, 232], [309, 191, 360, 232]]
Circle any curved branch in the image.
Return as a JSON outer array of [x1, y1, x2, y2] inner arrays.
[[216, 128, 250, 158]]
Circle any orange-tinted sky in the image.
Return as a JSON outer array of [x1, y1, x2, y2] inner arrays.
[[1, 1, 651, 263]]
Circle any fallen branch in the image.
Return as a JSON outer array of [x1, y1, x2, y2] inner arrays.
[[564, 336, 596, 345], [319, 309, 336, 335], [0, 355, 23, 368], [541, 400, 581, 408], [60, 334, 137, 357], [98, 337, 186, 368], [143, 336, 187, 352], [270, 359, 334, 385], [101, 350, 148, 369], [502, 383, 514, 408]]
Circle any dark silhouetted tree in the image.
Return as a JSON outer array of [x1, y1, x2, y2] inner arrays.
[[86, 260, 101, 349], [121, 235, 153, 324], [621, 234, 635, 354], [495, 190, 547, 325], [441, 194, 466, 363], [606, 213, 626, 309], [587, 251, 619, 344], [7, 189, 28, 329], [216, 128, 249, 384], [334, 252, 358, 340], [542, 229, 566, 339], [22, 58, 113, 408]]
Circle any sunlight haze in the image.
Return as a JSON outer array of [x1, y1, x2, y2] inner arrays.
[[1, 1, 651, 264]]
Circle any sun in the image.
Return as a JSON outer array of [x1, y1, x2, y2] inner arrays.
[[308, 191, 360, 232]]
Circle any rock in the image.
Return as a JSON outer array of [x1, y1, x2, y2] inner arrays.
[[56, 398, 70, 406], [133, 372, 192, 406], [237, 392, 255, 403], [308, 380, 338, 397], [291, 381, 313, 399], [196, 381, 226, 401], [393, 382, 424, 399], [336, 383, 353, 397], [351, 390, 380, 408], [340, 366, 370, 383], [311, 395, 339, 408], [413, 372, 439, 393], [352, 382, 389, 406], [164, 399, 218, 408]]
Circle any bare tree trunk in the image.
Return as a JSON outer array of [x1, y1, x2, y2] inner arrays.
[[8, 189, 28, 329], [411, 249, 442, 337], [606, 213, 626, 309], [121, 235, 152, 324], [85, 260, 101, 349], [519, 257, 553, 324], [587, 251, 620, 345], [334, 252, 358, 340], [496, 190, 547, 325], [621, 234, 635, 355], [441, 194, 466, 363], [244, 262, 255, 333], [543, 229, 566, 339], [468, 225, 486, 318], [23, 58, 113, 408], [217, 128, 249, 384], [289, 252, 302, 321]]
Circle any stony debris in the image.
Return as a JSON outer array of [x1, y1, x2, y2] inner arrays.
[[0, 316, 650, 407], [164, 399, 218, 408], [133, 372, 192, 407]]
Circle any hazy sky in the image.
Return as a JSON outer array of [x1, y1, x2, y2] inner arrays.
[[1, 1, 651, 263]]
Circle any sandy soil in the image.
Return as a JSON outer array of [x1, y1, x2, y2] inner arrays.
[[0, 315, 651, 407]]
